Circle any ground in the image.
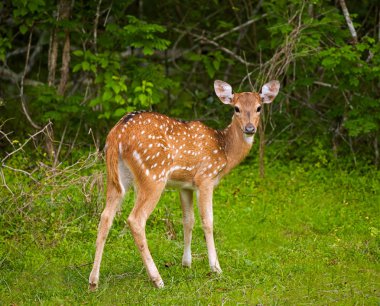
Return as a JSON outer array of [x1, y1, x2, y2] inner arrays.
[[0, 155, 379, 304]]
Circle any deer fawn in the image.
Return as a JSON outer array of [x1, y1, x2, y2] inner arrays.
[[89, 80, 280, 289]]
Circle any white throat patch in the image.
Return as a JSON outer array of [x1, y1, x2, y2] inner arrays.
[[244, 134, 254, 144]]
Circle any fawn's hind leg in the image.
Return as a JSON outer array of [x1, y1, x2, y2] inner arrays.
[[127, 181, 166, 288], [89, 181, 124, 290], [89, 160, 132, 290]]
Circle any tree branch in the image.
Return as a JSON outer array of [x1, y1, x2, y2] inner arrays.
[[48, 2, 60, 86], [93, 0, 103, 53], [212, 13, 267, 41], [25, 31, 46, 76], [222, 1, 265, 79], [1, 31, 45, 87], [0, 67, 43, 86], [339, 0, 358, 44], [174, 29, 253, 66]]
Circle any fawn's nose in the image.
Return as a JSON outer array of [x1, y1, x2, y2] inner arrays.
[[244, 123, 256, 134]]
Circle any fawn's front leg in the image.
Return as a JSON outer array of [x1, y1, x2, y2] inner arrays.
[[180, 189, 194, 267], [197, 183, 222, 273]]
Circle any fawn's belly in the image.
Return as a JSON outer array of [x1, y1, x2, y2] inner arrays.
[[166, 179, 195, 190]]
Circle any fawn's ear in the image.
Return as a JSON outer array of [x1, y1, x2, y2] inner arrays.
[[260, 80, 280, 104], [214, 80, 234, 105]]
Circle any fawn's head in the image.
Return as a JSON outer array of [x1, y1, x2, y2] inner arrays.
[[214, 80, 280, 135]]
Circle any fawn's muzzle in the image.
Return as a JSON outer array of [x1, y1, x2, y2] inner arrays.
[[244, 123, 256, 135]]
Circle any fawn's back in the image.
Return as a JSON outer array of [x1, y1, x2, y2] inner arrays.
[[107, 111, 229, 189]]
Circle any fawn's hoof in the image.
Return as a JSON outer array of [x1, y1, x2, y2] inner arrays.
[[182, 260, 192, 268], [211, 265, 222, 274], [153, 278, 165, 288], [89, 282, 98, 291]]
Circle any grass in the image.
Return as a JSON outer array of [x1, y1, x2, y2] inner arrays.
[[0, 154, 379, 304]]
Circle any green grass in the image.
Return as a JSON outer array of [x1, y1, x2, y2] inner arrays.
[[1, 157, 379, 304]]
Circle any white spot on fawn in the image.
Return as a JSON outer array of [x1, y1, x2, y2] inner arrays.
[[133, 150, 142, 165]]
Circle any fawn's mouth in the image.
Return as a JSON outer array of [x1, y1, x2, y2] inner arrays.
[[244, 131, 255, 136], [242, 129, 256, 136]]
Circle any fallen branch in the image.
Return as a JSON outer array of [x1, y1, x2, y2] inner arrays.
[[0, 120, 15, 150], [1, 122, 52, 164], [2, 164, 37, 182], [0, 168, 13, 195], [1, 123, 53, 195], [313, 81, 339, 89]]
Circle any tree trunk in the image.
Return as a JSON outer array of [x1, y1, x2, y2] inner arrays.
[[58, 31, 71, 95], [57, 0, 71, 95], [47, 29, 58, 86], [46, 0, 72, 162]]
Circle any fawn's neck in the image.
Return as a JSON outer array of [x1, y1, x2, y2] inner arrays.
[[220, 117, 254, 175]]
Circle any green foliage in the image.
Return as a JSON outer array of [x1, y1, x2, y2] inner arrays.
[[318, 36, 380, 137], [0, 0, 379, 165], [132, 80, 154, 108], [70, 16, 174, 120], [203, 51, 224, 78], [0, 37, 11, 62], [260, 1, 380, 163], [73, 50, 130, 119], [122, 15, 171, 55], [27, 85, 83, 127], [12, 0, 49, 33]]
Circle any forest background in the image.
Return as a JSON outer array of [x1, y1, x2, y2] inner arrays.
[[0, 0, 379, 304], [1, 0, 379, 167]]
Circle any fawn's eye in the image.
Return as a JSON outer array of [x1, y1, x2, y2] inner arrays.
[[257, 105, 262, 112], [234, 106, 240, 113]]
